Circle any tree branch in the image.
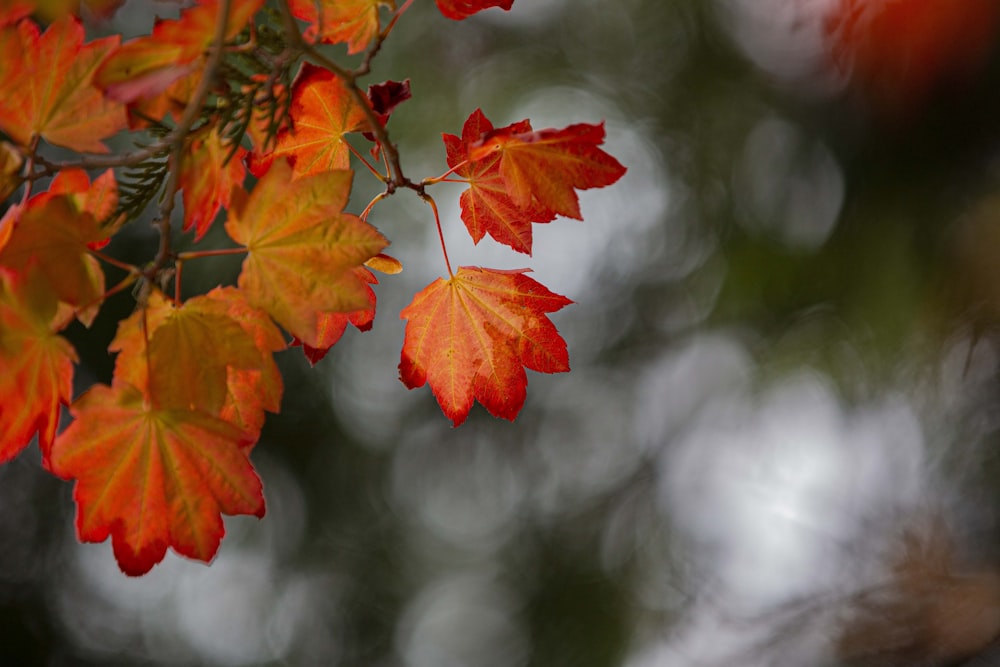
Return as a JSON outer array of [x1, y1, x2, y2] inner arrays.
[[274, 0, 415, 193], [149, 0, 234, 285]]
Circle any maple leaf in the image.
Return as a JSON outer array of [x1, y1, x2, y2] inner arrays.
[[289, 0, 394, 54], [824, 0, 1000, 112], [444, 109, 555, 254], [178, 126, 247, 240], [0, 16, 126, 152], [0, 194, 108, 325], [49, 168, 119, 225], [226, 159, 388, 348], [94, 0, 262, 103], [128, 66, 200, 129], [0, 141, 23, 202], [399, 266, 571, 426], [368, 79, 411, 124], [46, 168, 122, 248], [291, 254, 403, 365], [0, 2, 33, 26], [0, 267, 77, 465], [293, 266, 378, 365], [48, 382, 264, 576], [248, 63, 369, 179], [107, 289, 173, 395], [363, 78, 411, 144], [204, 287, 285, 439], [467, 113, 627, 219], [436, 0, 513, 21], [9, 0, 126, 22], [109, 289, 273, 416]]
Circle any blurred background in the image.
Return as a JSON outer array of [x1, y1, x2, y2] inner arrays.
[[7, 0, 1000, 664]]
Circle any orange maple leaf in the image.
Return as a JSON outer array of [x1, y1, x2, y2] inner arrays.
[[204, 287, 285, 439], [444, 109, 555, 254], [436, 0, 513, 20], [109, 289, 276, 417], [399, 266, 571, 426], [9, 0, 126, 22], [293, 253, 401, 363], [0, 142, 23, 203], [467, 113, 626, 220], [0, 193, 109, 325], [226, 159, 388, 348], [294, 266, 378, 365], [178, 126, 247, 240], [128, 66, 201, 129], [48, 382, 264, 576], [248, 63, 369, 179], [94, 0, 262, 103], [289, 0, 394, 54], [0, 267, 77, 465], [45, 168, 122, 249], [0, 16, 126, 152], [0, 2, 33, 25]]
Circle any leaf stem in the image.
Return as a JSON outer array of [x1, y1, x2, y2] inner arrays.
[[422, 159, 470, 185], [176, 247, 248, 260], [421, 192, 453, 277], [360, 192, 388, 220], [380, 0, 416, 48], [78, 272, 140, 317], [174, 260, 184, 302], [346, 142, 387, 182], [89, 248, 141, 273], [19, 135, 40, 204]]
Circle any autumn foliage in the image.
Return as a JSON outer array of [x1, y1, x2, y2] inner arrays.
[[823, 0, 1000, 112], [0, 0, 624, 574]]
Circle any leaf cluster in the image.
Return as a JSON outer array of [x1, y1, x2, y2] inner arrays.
[[0, 0, 625, 575]]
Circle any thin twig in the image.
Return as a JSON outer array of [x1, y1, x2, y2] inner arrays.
[[149, 0, 235, 283], [19, 135, 40, 202], [275, 0, 415, 192]]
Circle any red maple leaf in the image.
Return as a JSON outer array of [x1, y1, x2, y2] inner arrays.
[[94, 0, 262, 104], [444, 109, 555, 254], [364, 78, 410, 142], [468, 114, 626, 219], [248, 63, 369, 179], [288, 0, 393, 54], [7, 0, 126, 22], [0, 2, 33, 25], [293, 266, 378, 365], [178, 127, 247, 240], [436, 0, 514, 21], [0, 267, 77, 465], [399, 267, 570, 426], [0, 192, 110, 325], [48, 382, 264, 576], [0, 16, 126, 152], [824, 0, 1000, 112]]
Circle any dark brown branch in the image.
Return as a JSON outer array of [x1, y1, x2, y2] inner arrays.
[[149, 0, 234, 283]]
